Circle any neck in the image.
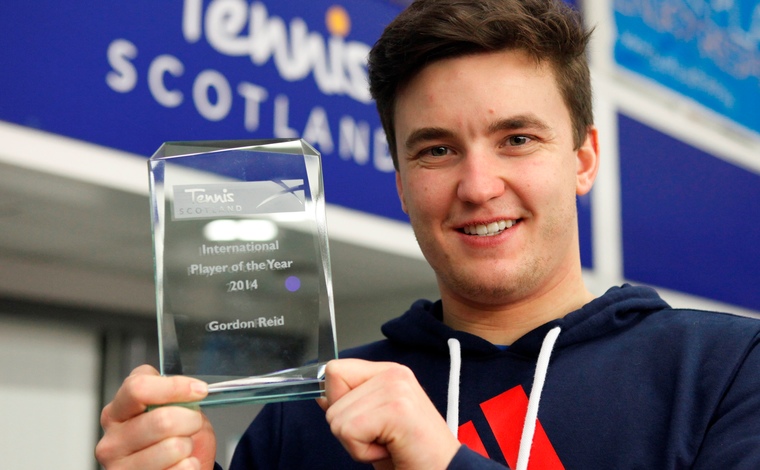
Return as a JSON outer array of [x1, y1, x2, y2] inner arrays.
[[440, 270, 594, 346]]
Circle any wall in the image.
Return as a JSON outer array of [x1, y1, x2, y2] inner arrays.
[[0, 315, 100, 469]]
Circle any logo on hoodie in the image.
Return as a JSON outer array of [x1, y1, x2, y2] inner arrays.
[[458, 386, 564, 469]]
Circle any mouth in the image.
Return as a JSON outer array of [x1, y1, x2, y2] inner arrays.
[[460, 219, 518, 237]]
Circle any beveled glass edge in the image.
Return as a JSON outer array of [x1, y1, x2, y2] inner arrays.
[[148, 379, 325, 410], [150, 138, 319, 160]]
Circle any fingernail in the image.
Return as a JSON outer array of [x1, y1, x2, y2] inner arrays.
[[190, 381, 208, 397]]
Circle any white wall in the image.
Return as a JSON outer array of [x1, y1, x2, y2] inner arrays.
[[0, 316, 100, 469]]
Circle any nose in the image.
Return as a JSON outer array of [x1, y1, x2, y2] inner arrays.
[[456, 150, 507, 205]]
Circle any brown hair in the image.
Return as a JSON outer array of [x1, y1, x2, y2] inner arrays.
[[368, 0, 594, 169]]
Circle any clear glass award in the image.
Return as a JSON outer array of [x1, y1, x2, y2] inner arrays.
[[148, 139, 338, 407]]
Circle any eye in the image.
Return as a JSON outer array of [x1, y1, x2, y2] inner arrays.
[[409, 144, 456, 166], [414, 145, 452, 160], [506, 135, 532, 146], [429, 146, 449, 157]]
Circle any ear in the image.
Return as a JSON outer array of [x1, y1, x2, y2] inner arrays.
[[395, 171, 408, 214], [576, 126, 600, 196]]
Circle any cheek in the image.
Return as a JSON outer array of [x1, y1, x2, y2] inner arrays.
[[520, 162, 576, 215], [406, 190, 431, 221], [404, 177, 438, 212], [545, 155, 579, 193], [543, 170, 582, 232]]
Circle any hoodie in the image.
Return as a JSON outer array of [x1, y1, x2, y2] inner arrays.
[[227, 284, 760, 469]]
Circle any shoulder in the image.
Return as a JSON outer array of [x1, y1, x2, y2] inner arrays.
[[639, 307, 760, 353], [652, 307, 760, 339], [633, 308, 760, 378]]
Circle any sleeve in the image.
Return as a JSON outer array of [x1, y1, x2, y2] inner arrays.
[[692, 332, 760, 469], [448, 446, 509, 470]]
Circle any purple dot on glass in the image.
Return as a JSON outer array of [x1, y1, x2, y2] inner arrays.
[[285, 276, 301, 292]]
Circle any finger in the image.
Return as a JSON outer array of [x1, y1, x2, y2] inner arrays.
[[324, 359, 398, 405], [190, 415, 218, 468], [111, 436, 196, 470], [106, 368, 208, 424], [323, 361, 418, 431], [325, 362, 420, 423], [329, 417, 392, 464], [316, 396, 328, 412], [96, 406, 205, 465], [100, 365, 157, 428], [130, 364, 161, 377], [322, 360, 461, 469], [133, 438, 199, 470], [324, 363, 420, 463], [126, 406, 206, 454], [348, 441, 392, 464], [166, 457, 202, 470]]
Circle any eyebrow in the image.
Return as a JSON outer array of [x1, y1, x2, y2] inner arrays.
[[403, 114, 554, 152], [403, 127, 455, 152], [487, 115, 553, 134]]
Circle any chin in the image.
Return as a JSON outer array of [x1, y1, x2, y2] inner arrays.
[[445, 276, 525, 304], [444, 261, 549, 302]]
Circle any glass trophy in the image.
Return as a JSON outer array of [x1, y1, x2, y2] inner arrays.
[[148, 139, 338, 407]]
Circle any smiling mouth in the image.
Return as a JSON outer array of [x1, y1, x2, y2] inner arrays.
[[461, 219, 518, 236]]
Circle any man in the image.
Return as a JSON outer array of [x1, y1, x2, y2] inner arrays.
[[96, 0, 760, 468]]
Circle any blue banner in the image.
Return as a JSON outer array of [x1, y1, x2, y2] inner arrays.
[[619, 113, 760, 312], [0, 0, 593, 265], [0, 0, 404, 220], [614, 0, 760, 135]]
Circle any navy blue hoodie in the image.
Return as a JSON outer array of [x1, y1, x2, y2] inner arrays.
[[227, 285, 760, 469]]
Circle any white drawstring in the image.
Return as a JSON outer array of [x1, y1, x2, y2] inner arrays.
[[516, 326, 561, 470], [446, 338, 462, 437], [445, 327, 561, 468]]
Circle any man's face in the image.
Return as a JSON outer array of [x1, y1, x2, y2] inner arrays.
[[393, 50, 598, 307]]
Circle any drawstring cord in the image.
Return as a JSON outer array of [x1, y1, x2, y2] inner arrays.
[[446, 338, 462, 437], [445, 326, 562, 470], [516, 326, 561, 470]]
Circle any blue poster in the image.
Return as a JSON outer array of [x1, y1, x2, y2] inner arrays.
[[619, 113, 760, 312], [0, 0, 404, 220], [614, 0, 760, 135], [0, 0, 593, 261]]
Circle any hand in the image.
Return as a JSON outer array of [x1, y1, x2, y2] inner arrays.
[[320, 359, 460, 470], [95, 365, 217, 470]]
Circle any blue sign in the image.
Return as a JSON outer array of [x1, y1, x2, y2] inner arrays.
[[0, 0, 404, 220], [619, 113, 760, 312], [0, 0, 593, 264], [614, 0, 760, 135]]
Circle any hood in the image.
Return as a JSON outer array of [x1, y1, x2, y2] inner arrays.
[[381, 284, 670, 358], [381, 284, 670, 470]]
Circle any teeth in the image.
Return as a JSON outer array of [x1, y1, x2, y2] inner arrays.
[[463, 220, 516, 236]]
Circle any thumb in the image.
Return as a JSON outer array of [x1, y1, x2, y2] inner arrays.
[[323, 359, 396, 406], [316, 396, 328, 412]]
